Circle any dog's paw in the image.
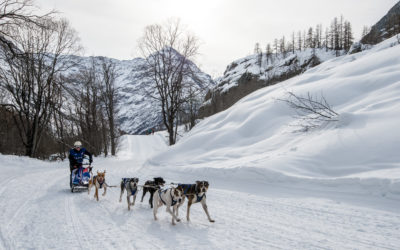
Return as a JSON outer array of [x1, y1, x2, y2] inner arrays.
[[176, 218, 181, 222], [209, 219, 215, 223], [102, 193, 106, 196]]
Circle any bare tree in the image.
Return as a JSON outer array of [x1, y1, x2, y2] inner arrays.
[[74, 58, 104, 155], [99, 58, 120, 155], [0, 0, 55, 56], [138, 19, 200, 145], [0, 18, 80, 157], [279, 91, 338, 131]]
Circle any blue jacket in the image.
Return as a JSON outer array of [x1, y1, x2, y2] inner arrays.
[[68, 148, 92, 167]]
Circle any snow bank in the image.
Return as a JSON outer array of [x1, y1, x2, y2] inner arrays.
[[146, 36, 400, 197]]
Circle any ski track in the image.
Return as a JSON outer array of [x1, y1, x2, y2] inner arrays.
[[1, 151, 400, 249], [1, 165, 400, 249]]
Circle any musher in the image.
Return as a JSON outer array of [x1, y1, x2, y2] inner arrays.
[[68, 141, 93, 187]]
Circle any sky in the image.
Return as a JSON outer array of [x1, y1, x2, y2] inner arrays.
[[36, 0, 399, 77]]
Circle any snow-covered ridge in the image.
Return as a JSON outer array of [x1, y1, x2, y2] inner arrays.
[[199, 48, 342, 119], [147, 36, 400, 197], [218, 48, 338, 93]]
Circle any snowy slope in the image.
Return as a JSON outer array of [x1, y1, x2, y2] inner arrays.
[[199, 47, 341, 118], [148, 36, 400, 196]]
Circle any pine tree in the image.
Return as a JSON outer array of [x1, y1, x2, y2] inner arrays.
[[266, 43, 272, 64], [291, 32, 296, 53], [280, 36, 286, 58], [297, 30, 302, 51], [273, 39, 279, 57]]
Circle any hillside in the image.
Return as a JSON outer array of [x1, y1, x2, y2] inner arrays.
[[147, 35, 400, 196], [361, 1, 400, 45], [199, 48, 340, 118]]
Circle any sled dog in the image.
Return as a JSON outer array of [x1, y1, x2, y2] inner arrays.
[[153, 186, 184, 225], [119, 178, 139, 210], [141, 177, 166, 208], [88, 170, 108, 201], [176, 181, 215, 222]]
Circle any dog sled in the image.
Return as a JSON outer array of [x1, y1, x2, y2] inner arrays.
[[71, 164, 92, 193]]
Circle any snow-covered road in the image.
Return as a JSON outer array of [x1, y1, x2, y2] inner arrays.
[[1, 135, 399, 250]]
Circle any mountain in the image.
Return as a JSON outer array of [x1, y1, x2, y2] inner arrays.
[[198, 48, 340, 118], [66, 54, 215, 135], [361, 1, 400, 44]]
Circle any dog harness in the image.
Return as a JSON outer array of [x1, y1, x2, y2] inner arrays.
[[179, 184, 193, 195], [94, 176, 104, 188], [178, 184, 206, 203], [196, 193, 206, 202], [158, 189, 178, 206], [122, 178, 138, 196]]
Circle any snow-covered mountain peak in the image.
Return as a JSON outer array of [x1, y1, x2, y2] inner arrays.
[[64, 52, 215, 134]]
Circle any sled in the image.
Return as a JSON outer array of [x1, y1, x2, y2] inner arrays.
[[71, 164, 92, 193]]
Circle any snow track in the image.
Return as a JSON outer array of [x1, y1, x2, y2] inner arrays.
[[1, 135, 399, 249]]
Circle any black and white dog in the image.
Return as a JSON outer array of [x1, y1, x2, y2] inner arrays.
[[153, 186, 184, 225], [141, 177, 166, 208], [176, 181, 215, 222], [119, 178, 139, 210]]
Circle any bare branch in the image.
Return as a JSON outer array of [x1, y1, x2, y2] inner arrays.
[[279, 91, 339, 131]]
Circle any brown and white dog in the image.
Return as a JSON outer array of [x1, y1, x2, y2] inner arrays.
[[176, 181, 215, 223], [88, 170, 108, 201], [119, 178, 139, 210], [153, 186, 184, 225]]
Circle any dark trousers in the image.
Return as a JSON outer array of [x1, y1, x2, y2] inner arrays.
[[70, 166, 73, 188], [69, 165, 78, 188]]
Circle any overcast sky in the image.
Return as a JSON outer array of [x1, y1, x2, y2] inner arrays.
[[37, 0, 398, 76]]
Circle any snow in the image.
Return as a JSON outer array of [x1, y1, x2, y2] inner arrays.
[[1, 36, 400, 249], [216, 48, 340, 94]]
